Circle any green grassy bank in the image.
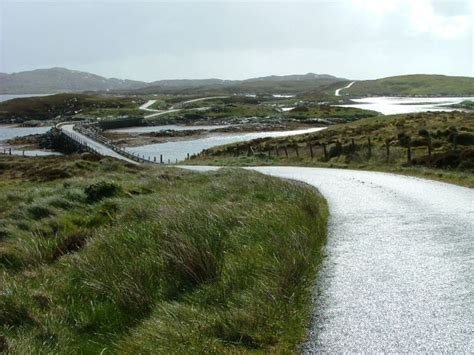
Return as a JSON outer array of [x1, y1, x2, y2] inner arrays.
[[0, 154, 327, 353], [188, 111, 474, 187], [346, 74, 474, 96]]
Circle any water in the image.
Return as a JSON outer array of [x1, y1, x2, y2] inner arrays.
[[0, 125, 52, 140], [0, 125, 59, 156], [336, 96, 472, 115], [107, 124, 231, 134], [273, 94, 295, 98], [0, 94, 52, 103], [126, 127, 325, 162]]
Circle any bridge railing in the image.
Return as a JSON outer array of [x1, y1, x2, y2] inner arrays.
[[58, 121, 179, 165]]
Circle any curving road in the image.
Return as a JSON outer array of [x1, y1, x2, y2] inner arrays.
[[182, 166, 474, 353], [139, 96, 229, 119], [60, 124, 138, 164], [139, 100, 159, 112], [335, 81, 355, 96]]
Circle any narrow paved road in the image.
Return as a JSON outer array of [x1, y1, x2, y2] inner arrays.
[[143, 109, 180, 119], [60, 124, 138, 164], [139, 100, 159, 111], [335, 81, 355, 96], [183, 166, 474, 353], [139, 96, 228, 119]]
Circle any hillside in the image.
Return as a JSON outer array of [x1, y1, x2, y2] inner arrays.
[[130, 74, 345, 95], [346, 75, 474, 97], [0, 94, 144, 123], [0, 68, 147, 94], [0, 68, 346, 95]]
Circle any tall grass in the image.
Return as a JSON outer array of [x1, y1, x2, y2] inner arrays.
[[0, 155, 328, 353]]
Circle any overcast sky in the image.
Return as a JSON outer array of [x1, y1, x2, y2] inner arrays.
[[0, 0, 472, 81]]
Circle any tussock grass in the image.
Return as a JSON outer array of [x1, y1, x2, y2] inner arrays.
[[0, 154, 328, 353]]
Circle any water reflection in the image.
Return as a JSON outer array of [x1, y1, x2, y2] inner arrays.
[[126, 127, 326, 162], [0, 125, 59, 156], [336, 96, 471, 115], [108, 124, 230, 134]]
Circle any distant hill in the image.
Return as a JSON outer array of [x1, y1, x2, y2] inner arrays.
[[130, 73, 346, 95], [346, 74, 474, 97], [147, 78, 231, 87], [244, 73, 337, 82], [0, 68, 345, 95], [0, 68, 147, 94], [4, 69, 470, 97]]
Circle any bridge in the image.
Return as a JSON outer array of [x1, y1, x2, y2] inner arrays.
[[55, 96, 229, 164], [57, 122, 143, 164]]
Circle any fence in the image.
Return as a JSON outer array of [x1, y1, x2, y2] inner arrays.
[[200, 134, 457, 165]]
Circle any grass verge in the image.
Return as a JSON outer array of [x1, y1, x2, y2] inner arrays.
[[0, 154, 328, 353]]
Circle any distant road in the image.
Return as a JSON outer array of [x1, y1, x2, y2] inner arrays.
[[139, 100, 159, 112], [335, 81, 355, 96], [143, 109, 180, 119], [139, 96, 229, 119], [177, 96, 229, 106], [183, 165, 474, 352]]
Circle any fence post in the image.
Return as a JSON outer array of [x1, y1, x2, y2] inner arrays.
[[284, 146, 288, 158], [427, 135, 432, 159], [367, 137, 372, 158], [407, 141, 412, 163], [160, 154, 163, 164], [294, 145, 299, 157], [267, 149, 271, 159], [309, 143, 314, 159], [275, 146, 279, 157]]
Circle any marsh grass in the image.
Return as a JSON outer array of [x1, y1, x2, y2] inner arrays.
[[0, 154, 328, 353]]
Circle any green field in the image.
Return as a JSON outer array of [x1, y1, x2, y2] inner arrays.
[[0, 154, 327, 353], [346, 75, 474, 97], [145, 101, 378, 125]]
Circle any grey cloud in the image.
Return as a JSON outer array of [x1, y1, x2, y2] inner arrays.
[[0, 0, 472, 80]]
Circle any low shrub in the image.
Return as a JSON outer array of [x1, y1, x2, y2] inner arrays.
[[457, 132, 474, 145], [0, 296, 32, 326], [26, 203, 54, 220], [85, 181, 121, 202]]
